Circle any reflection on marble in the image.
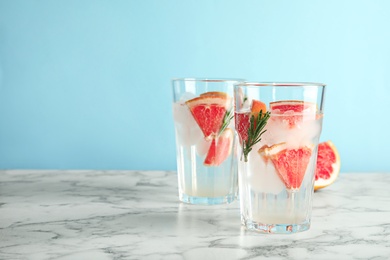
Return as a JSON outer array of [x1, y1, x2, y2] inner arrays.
[[0, 170, 389, 259]]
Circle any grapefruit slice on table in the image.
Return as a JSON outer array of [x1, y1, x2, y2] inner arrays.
[[259, 143, 313, 190], [204, 129, 233, 166], [270, 100, 317, 128], [235, 99, 267, 143], [186, 92, 232, 138], [315, 141, 340, 191]]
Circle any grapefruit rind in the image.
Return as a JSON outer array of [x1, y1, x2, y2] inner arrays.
[[200, 91, 229, 99], [314, 141, 340, 191], [185, 95, 232, 110], [258, 142, 286, 158]]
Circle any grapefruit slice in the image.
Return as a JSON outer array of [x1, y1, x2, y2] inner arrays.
[[235, 111, 250, 143], [204, 129, 233, 166], [235, 99, 267, 143], [251, 100, 267, 129], [251, 100, 267, 116], [270, 100, 316, 113], [200, 91, 229, 98], [314, 141, 340, 191], [259, 143, 313, 190], [185, 92, 232, 138], [270, 100, 317, 128]]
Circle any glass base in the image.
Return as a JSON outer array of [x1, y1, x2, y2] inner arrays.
[[242, 217, 310, 234], [179, 192, 235, 205]]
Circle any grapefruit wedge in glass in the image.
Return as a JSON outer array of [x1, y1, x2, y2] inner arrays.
[[200, 91, 229, 99], [314, 141, 340, 191], [235, 99, 267, 143], [258, 143, 313, 191], [270, 100, 317, 113], [186, 92, 232, 138], [270, 100, 317, 128], [204, 129, 233, 166], [186, 91, 234, 166]]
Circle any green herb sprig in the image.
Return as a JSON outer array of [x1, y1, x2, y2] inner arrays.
[[218, 109, 234, 136], [242, 110, 271, 162]]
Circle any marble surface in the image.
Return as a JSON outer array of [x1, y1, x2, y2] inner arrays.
[[0, 170, 389, 260]]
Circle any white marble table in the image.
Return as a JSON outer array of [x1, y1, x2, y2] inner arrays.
[[0, 170, 389, 259]]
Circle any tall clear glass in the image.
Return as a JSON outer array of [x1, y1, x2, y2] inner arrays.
[[172, 78, 243, 205], [234, 82, 326, 233]]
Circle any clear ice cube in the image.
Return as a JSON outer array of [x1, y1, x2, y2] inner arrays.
[[173, 102, 203, 147]]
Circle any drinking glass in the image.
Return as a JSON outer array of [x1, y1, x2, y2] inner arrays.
[[234, 82, 326, 233], [172, 78, 243, 204]]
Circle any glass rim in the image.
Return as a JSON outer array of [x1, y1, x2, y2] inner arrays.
[[172, 77, 245, 83], [234, 82, 326, 87]]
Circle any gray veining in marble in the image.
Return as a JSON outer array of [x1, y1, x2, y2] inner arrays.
[[0, 170, 389, 260]]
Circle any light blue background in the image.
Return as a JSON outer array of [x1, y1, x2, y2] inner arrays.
[[0, 0, 389, 172]]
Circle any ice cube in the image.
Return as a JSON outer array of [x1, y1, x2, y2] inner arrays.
[[196, 137, 212, 157], [300, 118, 322, 146], [240, 143, 285, 194], [261, 117, 290, 146], [300, 151, 316, 188], [173, 102, 203, 147], [242, 99, 251, 110], [173, 102, 190, 124], [262, 115, 322, 149], [247, 154, 285, 194]]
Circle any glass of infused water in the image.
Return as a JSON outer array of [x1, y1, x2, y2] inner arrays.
[[234, 82, 326, 233], [172, 78, 243, 205]]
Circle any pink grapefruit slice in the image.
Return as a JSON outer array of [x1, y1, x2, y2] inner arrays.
[[270, 100, 316, 113], [270, 100, 317, 128], [235, 111, 250, 143], [251, 100, 267, 116], [186, 92, 232, 138], [251, 100, 267, 129], [314, 141, 340, 191], [235, 99, 267, 143], [259, 143, 313, 190], [204, 129, 233, 166], [200, 91, 229, 98]]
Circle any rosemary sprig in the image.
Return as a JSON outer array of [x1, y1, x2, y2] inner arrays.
[[218, 109, 234, 135], [242, 110, 271, 162]]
